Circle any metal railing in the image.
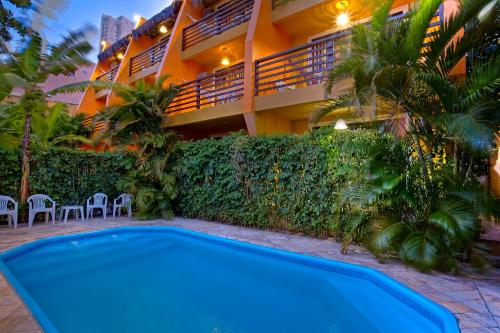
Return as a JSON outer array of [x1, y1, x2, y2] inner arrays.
[[168, 62, 245, 114], [95, 65, 119, 83], [255, 7, 442, 96], [254, 30, 350, 96], [129, 37, 169, 76], [182, 0, 254, 50]]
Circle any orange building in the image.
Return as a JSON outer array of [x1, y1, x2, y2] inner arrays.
[[77, 0, 457, 139]]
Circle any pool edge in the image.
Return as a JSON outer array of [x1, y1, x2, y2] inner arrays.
[[0, 226, 460, 333]]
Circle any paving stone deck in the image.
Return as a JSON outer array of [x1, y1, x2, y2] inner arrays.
[[0, 217, 499, 333]]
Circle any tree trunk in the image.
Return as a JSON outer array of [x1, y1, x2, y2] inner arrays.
[[20, 113, 32, 203]]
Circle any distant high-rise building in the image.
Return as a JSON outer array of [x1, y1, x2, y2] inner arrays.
[[99, 15, 134, 51]]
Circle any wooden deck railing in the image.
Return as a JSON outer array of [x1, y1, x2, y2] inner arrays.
[[168, 62, 245, 114], [254, 30, 350, 96], [129, 37, 169, 76], [182, 0, 254, 50], [95, 65, 119, 83], [82, 115, 107, 132]]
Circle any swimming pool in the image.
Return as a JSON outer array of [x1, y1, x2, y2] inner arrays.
[[0, 227, 459, 333]]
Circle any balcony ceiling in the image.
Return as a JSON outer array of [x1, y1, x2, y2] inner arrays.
[[274, 0, 412, 40]]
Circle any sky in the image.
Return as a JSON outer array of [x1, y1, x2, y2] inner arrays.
[[42, 0, 174, 61]]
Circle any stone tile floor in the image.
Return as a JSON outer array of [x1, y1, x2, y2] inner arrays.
[[0, 217, 499, 333]]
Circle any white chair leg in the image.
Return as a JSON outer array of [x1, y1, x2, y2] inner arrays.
[[112, 206, 116, 219], [28, 211, 33, 228], [45, 212, 49, 224], [7, 215, 12, 228], [128, 206, 131, 218], [13, 212, 17, 229], [59, 209, 64, 222], [52, 209, 55, 225], [80, 208, 85, 222], [64, 209, 69, 224], [118, 208, 121, 217], [103, 208, 107, 220]]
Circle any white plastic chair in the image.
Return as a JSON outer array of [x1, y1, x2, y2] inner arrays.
[[28, 194, 56, 227], [113, 194, 132, 218], [87, 193, 108, 220], [0, 196, 18, 229]]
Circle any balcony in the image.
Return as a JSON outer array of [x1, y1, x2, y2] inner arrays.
[[255, 30, 350, 97], [94, 65, 119, 99], [166, 63, 245, 127], [82, 115, 107, 132], [182, 0, 254, 56], [129, 37, 169, 82]]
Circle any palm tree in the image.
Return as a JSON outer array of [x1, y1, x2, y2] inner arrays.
[[95, 76, 180, 218], [312, 0, 499, 271], [0, 28, 94, 202]]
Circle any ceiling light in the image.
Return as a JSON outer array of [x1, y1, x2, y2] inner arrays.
[[221, 56, 230, 66], [100, 40, 107, 51], [334, 119, 348, 130], [117, 53, 124, 60], [336, 13, 350, 26], [134, 14, 142, 28], [159, 25, 168, 34]]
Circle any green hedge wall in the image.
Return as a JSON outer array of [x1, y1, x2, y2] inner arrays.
[[174, 128, 397, 237], [0, 148, 134, 207]]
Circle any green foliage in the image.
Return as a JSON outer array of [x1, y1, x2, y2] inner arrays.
[[97, 76, 180, 219], [117, 133, 178, 219], [174, 128, 394, 237], [0, 0, 32, 42], [0, 148, 133, 206]]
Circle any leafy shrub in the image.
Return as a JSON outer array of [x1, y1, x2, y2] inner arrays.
[[0, 148, 134, 207], [173, 128, 398, 237]]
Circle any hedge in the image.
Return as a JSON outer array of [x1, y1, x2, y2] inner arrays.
[[174, 128, 398, 237], [1, 129, 401, 236], [0, 148, 134, 208]]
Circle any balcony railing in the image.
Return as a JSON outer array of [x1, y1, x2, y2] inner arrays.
[[168, 62, 245, 114], [82, 115, 107, 132], [182, 0, 254, 50], [254, 30, 350, 96], [129, 37, 169, 76], [95, 65, 119, 83], [255, 6, 442, 96]]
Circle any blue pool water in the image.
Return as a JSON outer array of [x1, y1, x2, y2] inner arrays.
[[0, 227, 458, 333]]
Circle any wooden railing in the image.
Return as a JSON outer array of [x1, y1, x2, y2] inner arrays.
[[182, 0, 254, 50], [82, 115, 107, 132], [254, 30, 350, 96], [129, 37, 169, 76], [95, 65, 119, 83], [168, 62, 245, 114]]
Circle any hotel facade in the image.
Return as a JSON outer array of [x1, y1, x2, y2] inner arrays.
[[76, 0, 500, 196]]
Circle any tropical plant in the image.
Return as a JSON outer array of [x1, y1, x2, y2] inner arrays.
[[0, 0, 32, 42], [0, 15, 94, 202], [97, 76, 180, 219], [311, 0, 500, 271], [30, 103, 91, 149]]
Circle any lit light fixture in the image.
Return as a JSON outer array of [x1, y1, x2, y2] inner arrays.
[[221, 56, 231, 66], [336, 13, 350, 26], [159, 25, 168, 34], [100, 40, 107, 51], [117, 52, 124, 60], [334, 119, 348, 130], [220, 46, 231, 66], [335, 1, 350, 27]]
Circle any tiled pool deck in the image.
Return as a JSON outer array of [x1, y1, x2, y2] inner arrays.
[[0, 217, 499, 333]]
